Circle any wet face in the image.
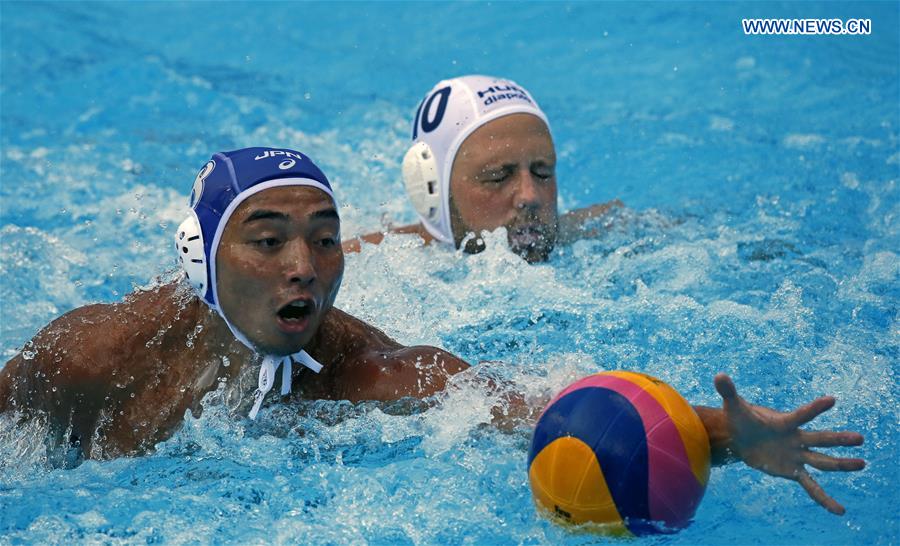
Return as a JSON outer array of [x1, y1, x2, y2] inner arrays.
[[448, 113, 558, 263], [216, 186, 343, 356]]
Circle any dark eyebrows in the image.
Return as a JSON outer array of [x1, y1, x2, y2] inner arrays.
[[310, 208, 339, 221], [244, 210, 288, 223], [243, 207, 339, 224]]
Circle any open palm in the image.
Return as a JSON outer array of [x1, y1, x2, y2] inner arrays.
[[715, 373, 865, 515]]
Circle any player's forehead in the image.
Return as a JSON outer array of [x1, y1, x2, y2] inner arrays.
[[456, 114, 555, 166], [228, 186, 338, 226]]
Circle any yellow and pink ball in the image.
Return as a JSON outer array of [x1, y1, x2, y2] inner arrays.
[[528, 371, 711, 535]]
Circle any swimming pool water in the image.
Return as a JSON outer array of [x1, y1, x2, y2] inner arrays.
[[1, 2, 898, 544]]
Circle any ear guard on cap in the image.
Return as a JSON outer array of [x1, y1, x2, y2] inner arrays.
[[402, 141, 442, 224], [175, 211, 208, 298]]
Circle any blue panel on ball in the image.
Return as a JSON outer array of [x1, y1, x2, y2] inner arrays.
[[529, 387, 650, 529]]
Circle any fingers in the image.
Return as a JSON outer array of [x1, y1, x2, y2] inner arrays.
[[796, 468, 845, 515], [714, 373, 739, 403], [801, 451, 866, 472], [800, 430, 864, 448], [784, 396, 835, 429]]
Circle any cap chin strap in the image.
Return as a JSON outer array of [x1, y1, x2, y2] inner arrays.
[[217, 300, 325, 420], [249, 351, 323, 420]]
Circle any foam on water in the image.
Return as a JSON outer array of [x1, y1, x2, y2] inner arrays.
[[2, 2, 898, 544]]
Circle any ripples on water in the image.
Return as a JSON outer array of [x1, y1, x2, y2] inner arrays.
[[1, 2, 897, 544]]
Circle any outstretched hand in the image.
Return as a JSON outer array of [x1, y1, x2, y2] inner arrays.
[[714, 373, 865, 515]]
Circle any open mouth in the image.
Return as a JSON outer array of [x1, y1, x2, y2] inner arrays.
[[276, 299, 315, 332], [507, 223, 555, 263], [509, 226, 547, 249]]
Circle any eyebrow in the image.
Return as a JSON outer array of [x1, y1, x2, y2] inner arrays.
[[243, 207, 339, 224], [484, 156, 555, 168], [479, 164, 517, 175], [310, 208, 339, 221], [478, 159, 555, 177], [244, 210, 288, 223]]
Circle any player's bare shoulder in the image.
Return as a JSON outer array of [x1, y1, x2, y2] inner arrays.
[[0, 281, 199, 412], [56, 282, 197, 370]]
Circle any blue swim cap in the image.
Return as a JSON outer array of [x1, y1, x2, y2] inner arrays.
[[175, 147, 336, 310]]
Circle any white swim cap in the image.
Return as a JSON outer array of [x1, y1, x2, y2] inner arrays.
[[402, 75, 550, 244]]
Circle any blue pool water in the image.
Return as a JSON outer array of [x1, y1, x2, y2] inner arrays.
[[1, 1, 898, 544]]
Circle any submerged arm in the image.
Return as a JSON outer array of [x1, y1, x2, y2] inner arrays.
[[557, 199, 624, 245], [304, 311, 866, 516], [342, 223, 434, 254]]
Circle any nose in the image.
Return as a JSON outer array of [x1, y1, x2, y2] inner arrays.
[[282, 238, 316, 286], [513, 171, 542, 211]]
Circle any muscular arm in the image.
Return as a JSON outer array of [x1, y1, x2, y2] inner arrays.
[[0, 304, 131, 458], [304, 307, 470, 401], [0, 283, 222, 460]]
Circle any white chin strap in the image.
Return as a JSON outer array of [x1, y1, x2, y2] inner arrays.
[[216, 306, 325, 420], [249, 350, 324, 420]]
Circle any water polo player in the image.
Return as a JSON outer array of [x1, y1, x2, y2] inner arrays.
[[0, 147, 468, 459], [336, 76, 868, 513], [1, 148, 863, 515], [343, 74, 621, 261]]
